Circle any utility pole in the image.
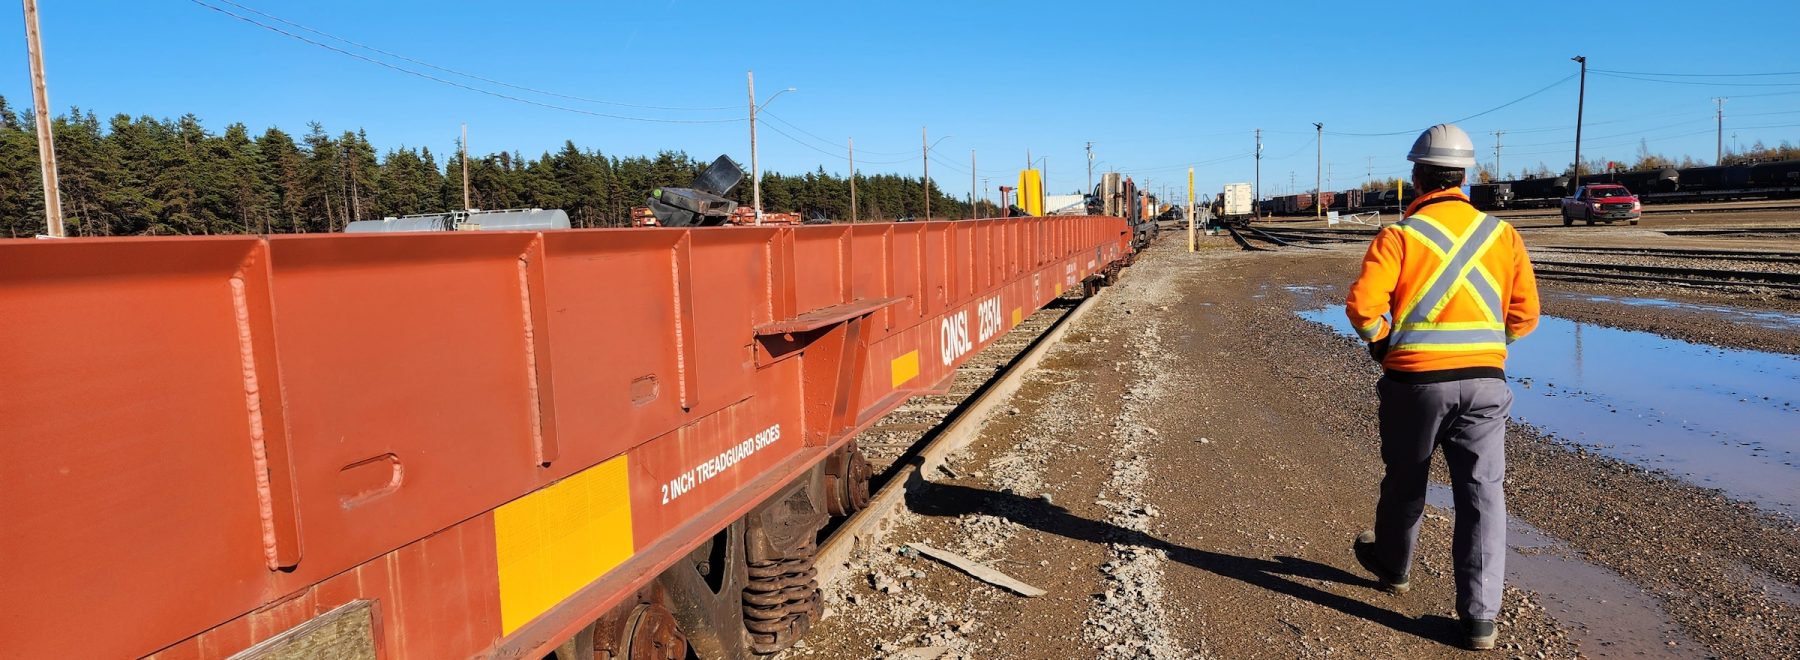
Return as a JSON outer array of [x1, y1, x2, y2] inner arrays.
[[748, 71, 760, 222], [1254, 129, 1263, 218], [970, 149, 977, 219], [1313, 122, 1323, 218], [1571, 55, 1587, 189], [848, 137, 857, 223], [1714, 97, 1727, 165], [23, 0, 63, 237], [460, 123, 471, 210], [921, 126, 930, 221], [1186, 167, 1196, 251], [1491, 130, 1504, 181], [1086, 141, 1094, 195]]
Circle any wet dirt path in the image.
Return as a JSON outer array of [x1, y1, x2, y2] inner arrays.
[[788, 236, 1800, 659]]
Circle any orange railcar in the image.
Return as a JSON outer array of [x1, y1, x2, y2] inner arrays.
[[0, 215, 1132, 658]]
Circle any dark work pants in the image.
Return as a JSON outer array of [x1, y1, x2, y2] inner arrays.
[[1373, 376, 1513, 621]]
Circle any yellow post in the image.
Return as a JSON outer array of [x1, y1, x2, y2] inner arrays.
[[1187, 168, 1196, 252], [1396, 178, 1405, 218]]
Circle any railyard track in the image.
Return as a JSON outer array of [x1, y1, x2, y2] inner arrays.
[[815, 290, 1102, 585], [1533, 244, 1800, 264], [1497, 201, 1800, 221], [1530, 259, 1800, 291], [1222, 224, 1272, 251], [1247, 227, 1368, 244], [1660, 226, 1800, 237]]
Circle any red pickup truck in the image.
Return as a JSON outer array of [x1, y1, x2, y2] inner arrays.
[[1560, 184, 1641, 226]]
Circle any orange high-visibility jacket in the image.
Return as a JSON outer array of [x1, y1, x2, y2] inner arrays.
[[1345, 188, 1540, 374]]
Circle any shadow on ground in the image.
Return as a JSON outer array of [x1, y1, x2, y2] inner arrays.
[[904, 477, 1462, 647]]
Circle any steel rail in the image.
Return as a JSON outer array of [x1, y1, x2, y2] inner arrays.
[[1659, 227, 1800, 236], [814, 289, 1104, 586], [1224, 224, 1273, 251], [1532, 245, 1800, 264], [1497, 201, 1800, 221], [1531, 261, 1800, 291]]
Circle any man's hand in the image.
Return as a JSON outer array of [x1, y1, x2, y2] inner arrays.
[[1367, 337, 1390, 364]]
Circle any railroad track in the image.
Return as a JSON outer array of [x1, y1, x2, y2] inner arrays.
[[1532, 245, 1800, 264], [1248, 227, 1370, 244], [815, 291, 1100, 584], [1500, 202, 1800, 221], [1659, 226, 1800, 237], [1223, 224, 1272, 251], [1531, 259, 1800, 291]]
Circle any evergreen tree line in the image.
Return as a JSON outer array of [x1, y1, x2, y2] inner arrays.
[[0, 97, 984, 238]]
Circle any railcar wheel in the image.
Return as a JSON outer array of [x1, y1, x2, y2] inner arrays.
[[822, 443, 872, 516]]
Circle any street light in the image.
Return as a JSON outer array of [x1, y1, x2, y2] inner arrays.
[[747, 70, 797, 223], [1571, 55, 1586, 189]]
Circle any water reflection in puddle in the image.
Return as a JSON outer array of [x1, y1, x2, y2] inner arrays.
[[1298, 308, 1800, 515], [1545, 291, 1800, 333], [1425, 486, 1697, 656]]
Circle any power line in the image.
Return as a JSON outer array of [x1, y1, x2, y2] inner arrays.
[[759, 110, 912, 156], [1328, 74, 1577, 137], [187, 0, 743, 123], [1506, 117, 1714, 149], [1117, 152, 1254, 174], [1591, 68, 1800, 78], [927, 154, 970, 176], [208, 0, 738, 111], [757, 120, 850, 161], [1260, 135, 1317, 160], [1592, 72, 1800, 88], [1500, 110, 1800, 150]]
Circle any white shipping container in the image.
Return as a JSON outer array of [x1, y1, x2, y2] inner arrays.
[[1220, 183, 1253, 217]]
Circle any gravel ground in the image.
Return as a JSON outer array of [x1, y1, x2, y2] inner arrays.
[[791, 238, 1614, 658], [787, 231, 1798, 658]]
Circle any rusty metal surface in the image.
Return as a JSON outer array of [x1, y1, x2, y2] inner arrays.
[[0, 216, 1130, 658]]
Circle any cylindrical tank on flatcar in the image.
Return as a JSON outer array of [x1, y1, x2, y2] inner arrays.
[[1507, 177, 1554, 203], [1748, 160, 1800, 189], [1677, 165, 1753, 191], [1549, 176, 1572, 198]]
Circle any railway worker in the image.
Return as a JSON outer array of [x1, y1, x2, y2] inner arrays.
[[1344, 122, 1540, 651]]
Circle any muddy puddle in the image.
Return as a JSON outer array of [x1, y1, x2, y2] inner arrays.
[[1297, 308, 1800, 516], [1424, 485, 1700, 657], [1546, 290, 1800, 333]]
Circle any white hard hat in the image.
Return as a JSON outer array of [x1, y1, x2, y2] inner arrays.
[[1407, 123, 1477, 168]]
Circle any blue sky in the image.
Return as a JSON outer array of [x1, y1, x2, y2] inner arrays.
[[5, 1, 1799, 204]]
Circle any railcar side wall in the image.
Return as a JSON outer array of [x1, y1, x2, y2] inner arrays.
[[0, 215, 1131, 658]]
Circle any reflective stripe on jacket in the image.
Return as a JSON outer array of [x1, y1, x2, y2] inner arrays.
[[1345, 188, 1540, 373]]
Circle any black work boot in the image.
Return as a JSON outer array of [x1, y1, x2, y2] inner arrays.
[[1464, 618, 1497, 650], [1352, 530, 1411, 593]]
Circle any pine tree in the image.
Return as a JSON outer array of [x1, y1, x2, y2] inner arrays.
[[257, 127, 307, 232]]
